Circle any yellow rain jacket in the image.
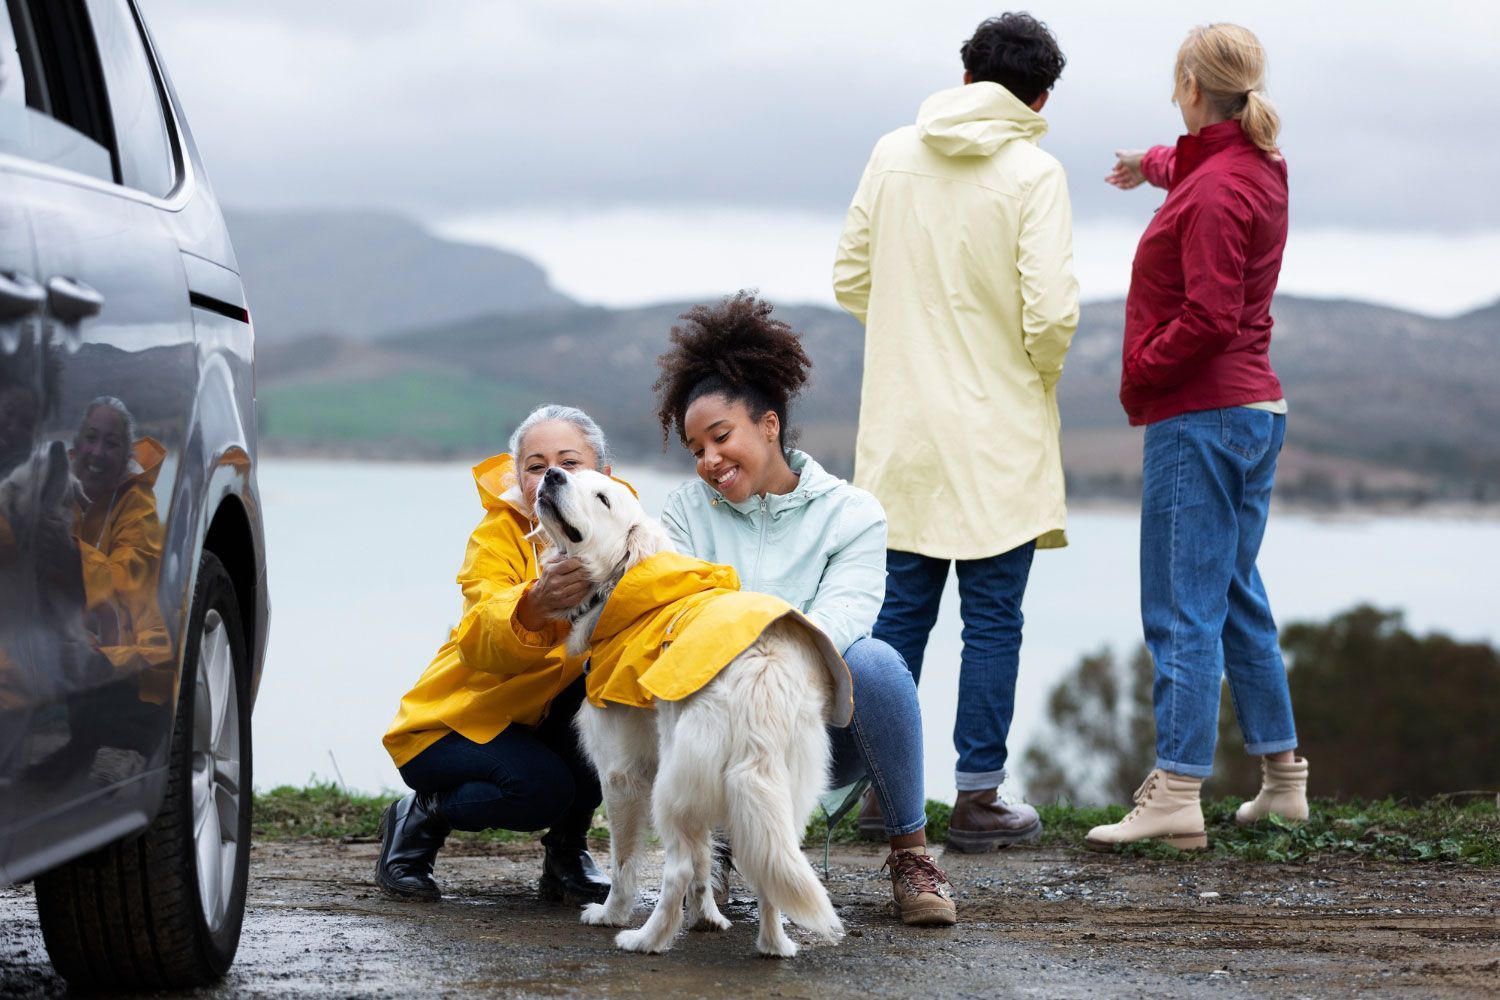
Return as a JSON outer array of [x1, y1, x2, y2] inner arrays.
[[580, 551, 854, 727], [383, 454, 597, 768], [834, 82, 1080, 559], [77, 437, 173, 704]]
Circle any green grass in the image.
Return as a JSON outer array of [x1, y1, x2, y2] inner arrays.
[[259, 370, 534, 451], [1026, 796, 1500, 865], [254, 785, 1498, 865], [254, 783, 610, 845]]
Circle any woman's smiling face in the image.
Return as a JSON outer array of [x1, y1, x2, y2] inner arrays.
[[682, 393, 781, 504], [72, 404, 130, 502]]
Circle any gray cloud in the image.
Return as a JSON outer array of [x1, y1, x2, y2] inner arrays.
[[142, 0, 1500, 231]]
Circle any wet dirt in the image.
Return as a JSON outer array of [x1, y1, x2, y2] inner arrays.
[[2, 839, 1497, 998]]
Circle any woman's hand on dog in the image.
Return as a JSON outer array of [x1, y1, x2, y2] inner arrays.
[[517, 556, 591, 631]]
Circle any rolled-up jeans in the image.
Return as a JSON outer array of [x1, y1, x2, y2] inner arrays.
[[827, 637, 927, 837], [1141, 407, 1298, 778]]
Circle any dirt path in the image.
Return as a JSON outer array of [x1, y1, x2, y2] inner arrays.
[[3, 839, 1497, 997]]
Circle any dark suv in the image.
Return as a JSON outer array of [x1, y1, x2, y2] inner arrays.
[[1, 0, 267, 988]]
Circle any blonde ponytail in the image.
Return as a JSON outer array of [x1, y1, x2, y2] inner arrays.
[[1174, 23, 1281, 159], [1239, 89, 1281, 157]]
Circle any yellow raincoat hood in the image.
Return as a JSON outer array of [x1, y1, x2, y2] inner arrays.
[[582, 551, 854, 727], [918, 82, 1047, 158]]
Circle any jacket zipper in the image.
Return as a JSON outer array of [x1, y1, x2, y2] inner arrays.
[[753, 497, 768, 589]]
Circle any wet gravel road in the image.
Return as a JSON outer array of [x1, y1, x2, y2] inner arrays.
[[2, 839, 1497, 997]]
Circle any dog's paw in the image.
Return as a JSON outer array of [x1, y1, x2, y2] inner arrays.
[[580, 902, 631, 927], [614, 927, 670, 954], [689, 911, 732, 933], [755, 935, 798, 959], [816, 917, 846, 944]]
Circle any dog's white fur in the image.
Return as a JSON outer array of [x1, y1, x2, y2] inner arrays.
[[533, 466, 843, 958]]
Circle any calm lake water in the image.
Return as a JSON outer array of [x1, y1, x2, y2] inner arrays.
[[255, 458, 1495, 804]]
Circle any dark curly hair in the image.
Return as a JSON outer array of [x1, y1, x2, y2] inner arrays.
[[652, 292, 812, 450], [960, 12, 1066, 106]]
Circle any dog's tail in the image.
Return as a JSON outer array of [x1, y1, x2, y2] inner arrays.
[[723, 629, 842, 941]]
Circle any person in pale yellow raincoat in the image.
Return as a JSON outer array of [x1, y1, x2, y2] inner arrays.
[[378, 405, 624, 905], [833, 14, 1080, 851]]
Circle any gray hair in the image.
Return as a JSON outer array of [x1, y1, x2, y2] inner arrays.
[[82, 395, 136, 443], [508, 403, 610, 470]]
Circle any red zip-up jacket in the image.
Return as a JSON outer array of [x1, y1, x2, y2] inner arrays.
[[1120, 119, 1288, 426]]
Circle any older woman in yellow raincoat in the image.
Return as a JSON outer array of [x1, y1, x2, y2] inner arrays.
[[378, 404, 622, 905]]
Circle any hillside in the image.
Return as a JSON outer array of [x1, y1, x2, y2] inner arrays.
[[227, 209, 575, 340], [256, 293, 1500, 504]]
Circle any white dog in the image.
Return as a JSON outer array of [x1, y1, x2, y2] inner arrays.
[[532, 465, 847, 958]]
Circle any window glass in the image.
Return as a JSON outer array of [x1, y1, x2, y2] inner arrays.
[[0, 1, 112, 181], [84, 0, 173, 196]]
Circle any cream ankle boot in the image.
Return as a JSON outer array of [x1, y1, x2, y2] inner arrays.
[[1235, 757, 1309, 826], [1085, 769, 1207, 851]]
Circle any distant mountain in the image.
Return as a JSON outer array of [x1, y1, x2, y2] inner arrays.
[[252, 237, 1500, 504], [226, 209, 575, 340]]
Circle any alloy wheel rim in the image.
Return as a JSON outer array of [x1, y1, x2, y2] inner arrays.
[[191, 609, 240, 933]]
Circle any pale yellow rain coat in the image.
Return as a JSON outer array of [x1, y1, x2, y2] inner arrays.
[[383, 454, 593, 768], [833, 82, 1080, 559], [581, 551, 853, 727]]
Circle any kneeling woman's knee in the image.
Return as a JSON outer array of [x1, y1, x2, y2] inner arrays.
[[843, 637, 916, 698], [493, 757, 578, 831]]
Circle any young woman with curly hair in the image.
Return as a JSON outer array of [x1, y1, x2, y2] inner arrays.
[[653, 292, 957, 927]]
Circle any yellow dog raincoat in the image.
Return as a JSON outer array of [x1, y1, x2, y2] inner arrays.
[[581, 551, 853, 727]]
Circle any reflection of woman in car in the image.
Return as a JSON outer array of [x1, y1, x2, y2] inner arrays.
[[71, 396, 172, 699], [379, 405, 619, 904], [11, 396, 172, 784]]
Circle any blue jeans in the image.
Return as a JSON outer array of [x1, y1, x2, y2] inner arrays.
[[399, 675, 601, 841], [874, 544, 1036, 791], [1142, 408, 1298, 778], [827, 637, 927, 837]]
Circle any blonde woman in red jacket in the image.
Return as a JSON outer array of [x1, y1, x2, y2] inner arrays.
[[1087, 24, 1308, 850]]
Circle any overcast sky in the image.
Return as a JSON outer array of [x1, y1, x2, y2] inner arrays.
[[143, 1, 1500, 315]]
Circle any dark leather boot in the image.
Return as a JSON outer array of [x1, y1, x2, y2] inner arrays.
[[538, 830, 611, 905], [376, 791, 449, 901], [947, 788, 1042, 853]]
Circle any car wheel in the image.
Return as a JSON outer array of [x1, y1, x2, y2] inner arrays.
[[34, 551, 252, 989]]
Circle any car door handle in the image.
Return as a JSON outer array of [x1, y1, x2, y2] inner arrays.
[[46, 275, 105, 322], [0, 270, 45, 322]]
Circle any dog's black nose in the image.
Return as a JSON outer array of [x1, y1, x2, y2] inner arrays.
[[544, 467, 567, 486]]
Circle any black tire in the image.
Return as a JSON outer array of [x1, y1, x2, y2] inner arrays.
[[34, 551, 253, 989]]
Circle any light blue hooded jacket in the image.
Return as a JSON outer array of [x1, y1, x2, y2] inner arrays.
[[659, 450, 887, 657]]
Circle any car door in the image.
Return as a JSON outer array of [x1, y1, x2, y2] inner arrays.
[[1, 0, 195, 870], [0, 194, 49, 877]]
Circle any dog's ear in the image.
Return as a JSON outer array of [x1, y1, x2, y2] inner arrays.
[[40, 441, 76, 507], [622, 517, 668, 567]]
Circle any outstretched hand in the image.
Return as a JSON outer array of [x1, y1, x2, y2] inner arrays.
[[1105, 149, 1147, 190]]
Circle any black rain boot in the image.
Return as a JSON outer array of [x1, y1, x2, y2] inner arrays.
[[538, 828, 611, 905], [376, 791, 450, 901]]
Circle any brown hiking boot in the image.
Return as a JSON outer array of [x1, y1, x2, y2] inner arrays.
[[883, 849, 957, 927], [947, 788, 1042, 853], [856, 787, 886, 842]]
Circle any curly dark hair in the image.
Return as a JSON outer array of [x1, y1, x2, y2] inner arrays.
[[960, 12, 1066, 106], [652, 292, 812, 450]]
